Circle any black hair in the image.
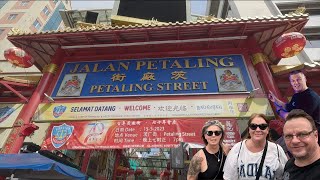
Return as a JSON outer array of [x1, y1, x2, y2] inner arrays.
[[286, 109, 317, 131]]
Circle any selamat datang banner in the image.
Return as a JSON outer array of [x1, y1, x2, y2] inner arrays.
[[41, 119, 240, 150]]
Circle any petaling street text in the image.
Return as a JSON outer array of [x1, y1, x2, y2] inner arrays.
[[69, 57, 235, 73], [90, 81, 208, 93]]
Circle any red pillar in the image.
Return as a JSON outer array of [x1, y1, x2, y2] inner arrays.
[[81, 150, 92, 173], [112, 149, 121, 180], [247, 37, 286, 103], [1, 49, 62, 154]]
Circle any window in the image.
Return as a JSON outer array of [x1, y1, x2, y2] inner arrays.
[[0, 0, 8, 9], [43, 6, 50, 16], [7, 14, 18, 20], [0, 29, 4, 35], [42, 2, 66, 31], [33, 19, 41, 30], [20, 1, 29, 6]]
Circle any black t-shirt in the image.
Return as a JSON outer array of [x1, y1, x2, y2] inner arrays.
[[198, 147, 226, 180], [286, 88, 320, 128], [283, 158, 320, 180]]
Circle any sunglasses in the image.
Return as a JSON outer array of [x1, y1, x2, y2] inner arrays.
[[249, 123, 268, 130], [205, 130, 222, 136]]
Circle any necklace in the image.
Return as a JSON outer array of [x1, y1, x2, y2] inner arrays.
[[213, 149, 221, 162]]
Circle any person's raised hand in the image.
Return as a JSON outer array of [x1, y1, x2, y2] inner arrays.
[[268, 91, 276, 102]]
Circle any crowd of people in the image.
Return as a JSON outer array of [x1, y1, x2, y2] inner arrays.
[[187, 70, 320, 180]]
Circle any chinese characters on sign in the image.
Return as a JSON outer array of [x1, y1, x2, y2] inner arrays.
[[42, 119, 241, 150], [35, 98, 274, 121], [52, 55, 253, 97]]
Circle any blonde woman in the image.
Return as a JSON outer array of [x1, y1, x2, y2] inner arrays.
[[187, 120, 230, 180]]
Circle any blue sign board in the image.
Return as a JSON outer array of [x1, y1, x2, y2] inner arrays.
[[52, 55, 253, 97]]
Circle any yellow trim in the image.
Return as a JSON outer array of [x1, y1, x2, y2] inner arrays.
[[111, 15, 168, 26], [251, 53, 267, 66], [1, 76, 41, 85], [270, 64, 304, 76], [42, 64, 58, 74]]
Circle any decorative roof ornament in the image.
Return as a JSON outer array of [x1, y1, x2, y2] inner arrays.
[[197, 15, 222, 21], [8, 28, 24, 36], [75, 21, 111, 30], [6, 14, 309, 36], [146, 17, 161, 25], [289, 6, 306, 15]]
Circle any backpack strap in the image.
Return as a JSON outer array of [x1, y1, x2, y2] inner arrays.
[[255, 141, 268, 180], [237, 141, 243, 162], [276, 144, 280, 161], [237, 141, 244, 179]]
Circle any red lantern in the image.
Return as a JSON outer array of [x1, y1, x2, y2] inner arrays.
[[122, 167, 129, 174], [128, 169, 135, 175], [272, 32, 306, 58], [150, 169, 157, 176], [117, 166, 129, 174], [4, 47, 34, 68], [163, 170, 171, 176], [134, 169, 143, 175]]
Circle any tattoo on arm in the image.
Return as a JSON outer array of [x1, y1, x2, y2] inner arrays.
[[188, 155, 203, 176]]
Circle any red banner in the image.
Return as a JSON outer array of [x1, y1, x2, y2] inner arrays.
[[42, 119, 240, 150]]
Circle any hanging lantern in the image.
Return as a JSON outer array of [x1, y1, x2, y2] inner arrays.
[[272, 32, 306, 58], [4, 47, 34, 68], [150, 169, 157, 176], [117, 166, 129, 174], [128, 169, 135, 175], [163, 169, 171, 176], [134, 169, 143, 175], [122, 167, 129, 174]]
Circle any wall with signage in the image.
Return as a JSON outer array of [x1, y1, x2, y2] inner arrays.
[[52, 55, 253, 98], [35, 98, 274, 122], [42, 119, 241, 150]]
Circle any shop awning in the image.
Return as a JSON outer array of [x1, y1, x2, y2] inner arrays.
[[0, 153, 87, 180]]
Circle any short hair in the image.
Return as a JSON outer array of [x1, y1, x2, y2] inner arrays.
[[289, 70, 305, 79], [245, 113, 271, 140], [285, 109, 317, 130], [201, 120, 225, 145], [289, 70, 303, 75]]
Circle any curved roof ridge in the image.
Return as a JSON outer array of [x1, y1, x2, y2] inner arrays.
[[7, 13, 309, 37]]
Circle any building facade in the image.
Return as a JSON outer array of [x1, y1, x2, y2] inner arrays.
[[207, 0, 320, 64], [206, 0, 320, 115], [1, 1, 314, 179], [0, 0, 71, 165], [0, 0, 71, 76], [4, 11, 308, 179]]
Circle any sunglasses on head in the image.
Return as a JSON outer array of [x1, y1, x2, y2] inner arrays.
[[249, 123, 268, 130], [205, 130, 222, 136]]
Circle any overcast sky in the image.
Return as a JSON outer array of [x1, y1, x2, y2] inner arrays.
[[71, 0, 206, 15]]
